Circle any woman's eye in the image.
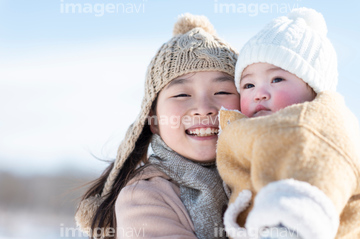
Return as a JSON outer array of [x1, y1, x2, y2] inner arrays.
[[272, 77, 284, 83], [243, 83, 254, 89], [173, 94, 190, 98], [215, 91, 232, 95]]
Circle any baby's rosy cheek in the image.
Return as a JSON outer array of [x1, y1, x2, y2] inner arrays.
[[273, 93, 297, 110], [240, 97, 252, 116]]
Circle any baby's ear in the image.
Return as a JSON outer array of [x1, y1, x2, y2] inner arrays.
[[219, 107, 247, 131]]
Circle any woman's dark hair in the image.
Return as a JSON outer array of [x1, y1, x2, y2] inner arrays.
[[78, 99, 157, 238]]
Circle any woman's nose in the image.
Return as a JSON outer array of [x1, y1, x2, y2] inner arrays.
[[191, 96, 217, 116]]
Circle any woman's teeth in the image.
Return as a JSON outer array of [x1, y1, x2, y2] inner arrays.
[[187, 128, 219, 137]]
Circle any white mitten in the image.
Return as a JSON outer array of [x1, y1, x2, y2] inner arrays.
[[223, 190, 302, 239], [246, 179, 339, 239], [223, 190, 252, 239]]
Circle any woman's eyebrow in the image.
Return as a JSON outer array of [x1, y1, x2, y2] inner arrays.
[[213, 76, 234, 82], [165, 78, 190, 89], [166, 75, 233, 89]]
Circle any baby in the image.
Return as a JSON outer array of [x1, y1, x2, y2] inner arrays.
[[217, 8, 360, 239], [239, 62, 316, 118]]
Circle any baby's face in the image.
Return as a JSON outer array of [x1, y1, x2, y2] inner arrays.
[[239, 63, 316, 117]]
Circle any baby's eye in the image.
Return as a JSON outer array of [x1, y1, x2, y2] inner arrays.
[[173, 94, 190, 98], [272, 77, 284, 83], [215, 91, 232, 95], [243, 83, 254, 89]]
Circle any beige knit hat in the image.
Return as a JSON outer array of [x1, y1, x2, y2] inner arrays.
[[75, 13, 238, 232]]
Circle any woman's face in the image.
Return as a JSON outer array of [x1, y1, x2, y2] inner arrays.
[[150, 71, 240, 162]]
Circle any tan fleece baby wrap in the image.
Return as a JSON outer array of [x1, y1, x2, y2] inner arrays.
[[217, 91, 360, 238]]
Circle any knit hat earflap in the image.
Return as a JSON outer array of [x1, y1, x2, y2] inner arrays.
[[75, 13, 238, 233], [235, 7, 338, 94]]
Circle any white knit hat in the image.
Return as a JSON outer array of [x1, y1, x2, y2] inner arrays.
[[235, 8, 338, 94]]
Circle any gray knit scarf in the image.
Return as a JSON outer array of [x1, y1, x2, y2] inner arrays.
[[148, 134, 228, 239]]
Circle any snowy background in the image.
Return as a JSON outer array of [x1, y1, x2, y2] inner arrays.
[[0, 0, 359, 238]]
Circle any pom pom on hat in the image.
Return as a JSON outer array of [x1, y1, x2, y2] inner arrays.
[[173, 13, 216, 36], [287, 7, 328, 36]]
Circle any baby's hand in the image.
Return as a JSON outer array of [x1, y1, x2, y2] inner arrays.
[[246, 179, 339, 239]]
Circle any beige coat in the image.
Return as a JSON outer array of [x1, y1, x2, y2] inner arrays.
[[115, 165, 197, 239], [217, 91, 360, 238]]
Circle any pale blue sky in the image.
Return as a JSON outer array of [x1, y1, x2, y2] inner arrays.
[[1, 0, 359, 175]]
